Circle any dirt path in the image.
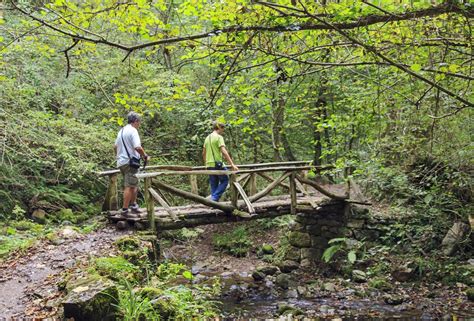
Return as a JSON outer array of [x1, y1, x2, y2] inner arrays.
[[0, 226, 130, 319]]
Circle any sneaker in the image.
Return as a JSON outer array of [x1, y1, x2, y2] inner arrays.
[[130, 203, 141, 214], [120, 208, 129, 216]]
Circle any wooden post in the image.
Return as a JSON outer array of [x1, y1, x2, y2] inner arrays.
[[230, 174, 238, 208], [102, 173, 118, 211], [144, 178, 155, 232], [249, 173, 257, 196], [290, 172, 297, 215], [190, 175, 198, 195]]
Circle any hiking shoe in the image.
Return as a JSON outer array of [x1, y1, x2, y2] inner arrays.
[[130, 203, 141, 214], [120, 208, 129, 216]]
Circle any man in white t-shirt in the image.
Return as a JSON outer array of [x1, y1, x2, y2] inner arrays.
[[114, 112, 150, 217]]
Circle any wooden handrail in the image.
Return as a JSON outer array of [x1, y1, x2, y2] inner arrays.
[[135, 166, 314, 178], [97, 161, 333, 177]]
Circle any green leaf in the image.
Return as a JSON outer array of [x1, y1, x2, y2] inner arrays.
[[410, 64, 422, 72], [182, 270, 193, 280], [322, 244, 341, 263], [348, 250, 356, 264]]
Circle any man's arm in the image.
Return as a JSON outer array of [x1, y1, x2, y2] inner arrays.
[[220, 146, 238, 171], [114, 144, 118, 157], [135, 146, 150, 160]]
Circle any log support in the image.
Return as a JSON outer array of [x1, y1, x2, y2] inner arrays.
[[102, 173, 118, 211], [144, 178, 155, 232], [290, 172, 297, 215]]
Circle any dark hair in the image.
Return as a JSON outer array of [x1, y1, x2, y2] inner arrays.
[[212, 121, 225, 130], [127, 111, 141, 124]]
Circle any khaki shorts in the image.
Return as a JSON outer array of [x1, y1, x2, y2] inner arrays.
[[119, 164, 139, 187]]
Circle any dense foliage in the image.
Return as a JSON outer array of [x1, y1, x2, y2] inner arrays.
[[0, 1, 472, 233]]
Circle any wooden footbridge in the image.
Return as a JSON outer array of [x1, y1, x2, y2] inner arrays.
[[99, 161, 359, 231]]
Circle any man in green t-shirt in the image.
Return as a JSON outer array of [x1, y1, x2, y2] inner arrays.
[[202, 121, 238, 201]]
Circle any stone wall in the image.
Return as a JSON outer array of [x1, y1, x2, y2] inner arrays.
[[286, 200, 394, 266]]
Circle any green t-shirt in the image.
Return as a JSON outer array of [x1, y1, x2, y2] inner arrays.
[[204, 132, 225, 167]]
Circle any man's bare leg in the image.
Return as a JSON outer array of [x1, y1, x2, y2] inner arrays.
[[123, 187, 134, 209]]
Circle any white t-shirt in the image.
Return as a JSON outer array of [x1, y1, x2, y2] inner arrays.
[[115, 124, 141, 167]]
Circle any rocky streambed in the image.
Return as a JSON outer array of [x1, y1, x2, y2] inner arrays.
[[188, 266, 474, 320]]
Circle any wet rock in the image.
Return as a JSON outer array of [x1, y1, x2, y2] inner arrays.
[[441, 222, 470, 256], [467, 288, 474, 301], [352, 270, 367, 283], [252, 271, 266, 282], [275, 274, 291, 289], [257, 265, 279, 276], [278, 260, 299, 273], [32, 209, 47, 224], [289, 231, 311, 248], [323, 282, 336, 292], [286, 289, 298, 298], [297, 285, 307, 296], [277, 304, 303, 316], [63, 277, 118, 321], [383, 294, 404, 305], [261, 244, 275, 254]]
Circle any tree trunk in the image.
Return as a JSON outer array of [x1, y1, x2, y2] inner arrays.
[[272, 93, 284, 162]]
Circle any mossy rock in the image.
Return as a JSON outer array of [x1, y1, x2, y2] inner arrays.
[[52, 208, 88, 224], [277, 304, 304, 316], [288, 231, 311, 248], [114, 236, 141, 252], [31, 209, 47, 224], [63, 276, 118, 321], [467, 288, 474, 301], [368, 278, 392, 291], [138, 287, 163, 300], [261, 244, 275, 255]]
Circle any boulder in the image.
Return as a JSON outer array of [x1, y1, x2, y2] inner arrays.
[[278, 260, 299, 273], [283, 246, 301, 261], [392, 261, 418, 282], [383, 294, 404, 305], [257, 266, 279, 276], [251, 271, 266, 282], [32, 209, 46, 224], [441, 222, 470, 256], [63, 276, 118, 321], [275, 274, 291, 289], [352, 270, 367, 283], [323, 282, 336, 292]]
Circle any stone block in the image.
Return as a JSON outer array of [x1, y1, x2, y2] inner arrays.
[[347, 219, 365, 228], [311, 236, 328, 248], [306, 224, 321, 235], [300, 248, 321, 261], [289, 231, 311, 248], [284, 246, 301, 261]]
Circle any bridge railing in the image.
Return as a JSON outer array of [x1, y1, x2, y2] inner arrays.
[[98, 161, 350, 232]]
